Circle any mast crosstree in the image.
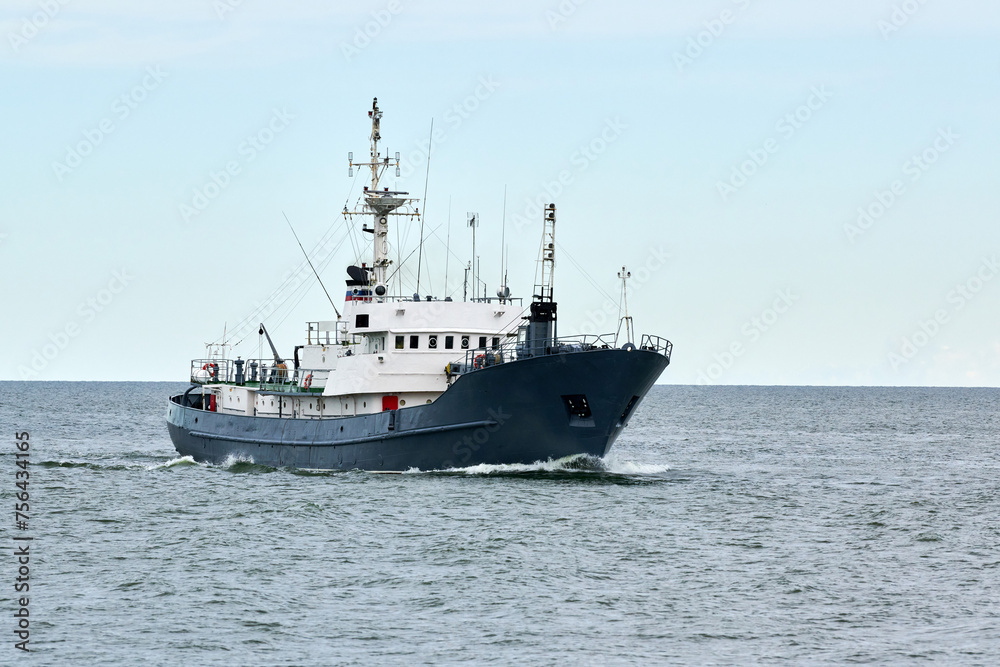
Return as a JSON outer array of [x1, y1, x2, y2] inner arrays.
[[344, 97, 419, 299]]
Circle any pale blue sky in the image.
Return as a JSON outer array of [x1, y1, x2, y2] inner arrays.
[[2, 1, 998, 385]]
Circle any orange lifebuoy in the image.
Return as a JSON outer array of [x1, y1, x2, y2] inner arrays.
[[303, 373, 313, 390], [474, 354, 486, 369]]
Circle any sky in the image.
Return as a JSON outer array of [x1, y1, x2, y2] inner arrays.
[[1, 0, 998, 386]]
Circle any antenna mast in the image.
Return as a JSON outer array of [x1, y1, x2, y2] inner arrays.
[[535, 204, 556, 303], [467, 212, 479, 300], [344, 97, 418, 301], [616, 266, 634, 344], [416, 118, 433, 297], [445, 196, 452, 293], [497, 186, 510, 303], [525, 204, 557, 357]]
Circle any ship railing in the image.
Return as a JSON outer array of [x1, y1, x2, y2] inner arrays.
[[639, 334, 673, 362], [305, 321, 343, 345], [190, 359, 232, 384], [446, 333, 620, 376], [344, 294, 523, 305], [189, 358, 330, 393]]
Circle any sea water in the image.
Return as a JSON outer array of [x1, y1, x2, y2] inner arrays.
[[1, 383, 998, 664]]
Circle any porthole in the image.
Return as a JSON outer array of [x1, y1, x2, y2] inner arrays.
[[363, 401, 367, 408], [426, 399, 432, 404], [310, 403, 313, 409], [399, 399, 406, 406], [194, 417, 198, 424]]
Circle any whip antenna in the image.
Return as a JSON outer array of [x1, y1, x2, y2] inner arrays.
[[416, 118, 433, 296], [283, 211, 341, 320]]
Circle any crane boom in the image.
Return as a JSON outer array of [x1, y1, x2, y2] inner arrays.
[[259, 323, 285, 366]]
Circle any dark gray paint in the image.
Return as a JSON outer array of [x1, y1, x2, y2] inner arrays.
[[166, 348, 668, 471]]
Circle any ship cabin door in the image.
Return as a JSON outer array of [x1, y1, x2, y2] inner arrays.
[[382, 395, 399, 411]]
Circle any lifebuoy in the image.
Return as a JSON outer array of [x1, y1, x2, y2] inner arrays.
[[303, 373, 313, 390], [474, 354, 486, 369]]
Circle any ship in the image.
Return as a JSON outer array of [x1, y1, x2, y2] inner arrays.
[[165, 98, 672, 471]]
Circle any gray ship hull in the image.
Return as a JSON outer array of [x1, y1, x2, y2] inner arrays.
[[166, 348, 667, 471]]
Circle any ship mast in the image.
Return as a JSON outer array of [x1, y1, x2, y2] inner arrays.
[[524, 203, 557, 356], [345, 97, 418, 300]]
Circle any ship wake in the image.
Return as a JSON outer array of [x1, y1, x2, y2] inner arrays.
[[406, 454, 671, 478]]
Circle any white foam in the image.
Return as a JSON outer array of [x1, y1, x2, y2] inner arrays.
[[443, 453, 670, 476], [147, 455, 198, 470], [220, 453, 256, 468], [602, 460, 671, 475]]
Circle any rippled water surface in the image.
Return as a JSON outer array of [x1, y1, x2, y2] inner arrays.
[[1, 382, 999, 665]]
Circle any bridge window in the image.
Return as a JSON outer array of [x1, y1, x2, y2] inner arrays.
[[445, 335, 454, 350], [409, 335, 419, 349], [428, 335, 438, 349], [355, 314, 369, 328], [478, 336, 487, 349], [461, 336, 470, 349], [395, 335, 404, 350], [492, 337, 500, 350]]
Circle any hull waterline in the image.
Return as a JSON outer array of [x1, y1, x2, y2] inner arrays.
[[166, 348, 667, 471]]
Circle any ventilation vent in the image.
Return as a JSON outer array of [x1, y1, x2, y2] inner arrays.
[[562, 395, 592, 419]]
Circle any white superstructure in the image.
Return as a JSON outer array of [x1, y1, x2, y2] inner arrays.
[[199, 97, 527, 419]]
